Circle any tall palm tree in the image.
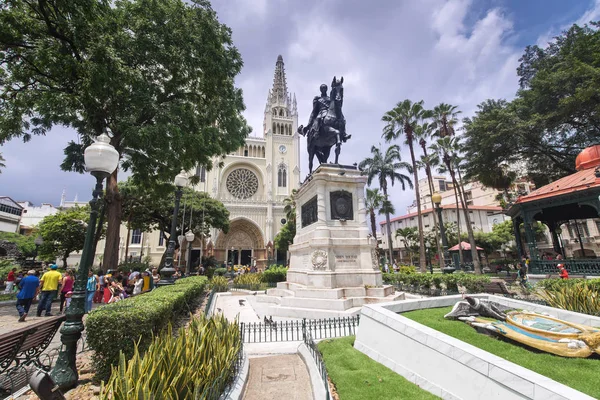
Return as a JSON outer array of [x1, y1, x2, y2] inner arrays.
[[432, 136, 482, 273], [414, 122, 445, 268], [365, 188, 384, 242], [0, 153, 5, 173], [382, 100, 430, 272], [359, 145, 413, 265], [283, 188, 298, 222], [395, 227, 418, 265]]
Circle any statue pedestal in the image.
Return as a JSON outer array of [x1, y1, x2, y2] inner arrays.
[[263, 165, 401, 318]]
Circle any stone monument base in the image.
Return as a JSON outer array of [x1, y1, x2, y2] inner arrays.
[[263, 164, 402, 318]]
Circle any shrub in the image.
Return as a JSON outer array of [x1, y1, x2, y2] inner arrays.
[[210, 276, 229, 292], [399, 265, 417, 274], [454, 272, 490, 293], [0, 260, 18, 280], [101, 314, 241, 399], [117, 261, 150, 273], [540, 281, 600, 316], [432, 274, 443, 289], [214, 268, 227, 277], [443, 274, 459, 292], [262, 266, 287, 283], [86, 276, 207, 381], [233, 273, 263, 290]]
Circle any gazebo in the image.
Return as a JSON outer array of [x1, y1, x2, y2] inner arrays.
[[448, 242, 484, 265], [506, 145, 600, 275]]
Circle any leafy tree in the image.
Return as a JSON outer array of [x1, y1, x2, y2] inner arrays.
[[359, 145, 413, 265], [382, 100, 430, 271], [0, 232, 37, 259], [0, 0, 250, 271], [463, 22, 600, 187], [38, 207, 90, 268], [365, 188, 384, 241], [119, 180, 230, 260]]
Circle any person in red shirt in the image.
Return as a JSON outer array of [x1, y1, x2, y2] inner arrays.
[[4, 268, 17, 293], [559, 266, 569, 279]]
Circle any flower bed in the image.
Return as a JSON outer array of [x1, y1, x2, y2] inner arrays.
[[86, 276, 208, 380]]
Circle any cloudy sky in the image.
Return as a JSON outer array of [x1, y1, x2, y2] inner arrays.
[[1, 0, 599, 218]]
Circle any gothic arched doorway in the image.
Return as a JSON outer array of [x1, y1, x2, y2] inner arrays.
[[215, 218, 266, 267]]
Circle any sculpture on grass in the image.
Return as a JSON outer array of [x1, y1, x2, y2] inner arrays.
[[446, 297, 600, 358]]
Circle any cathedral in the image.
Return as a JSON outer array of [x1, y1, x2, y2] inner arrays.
[[93, 55, 300, 269]]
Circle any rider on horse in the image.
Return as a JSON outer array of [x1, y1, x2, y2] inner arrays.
[[302, 83, 350, 142]]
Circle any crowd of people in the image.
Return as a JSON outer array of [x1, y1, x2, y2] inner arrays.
[[10, 264, 186, 323]]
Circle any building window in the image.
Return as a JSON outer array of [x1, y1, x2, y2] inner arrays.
[[438, 180, 447, 192], [158, 235, 164, 247], [0, 203, 22, 216], [195, 165, 206, 183], [131, 229, 142, 244], [278, 165, 287, 187], [578, 222, 590, 237]]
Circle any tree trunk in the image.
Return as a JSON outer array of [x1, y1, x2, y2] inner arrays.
[[382, 184, 394, 266], [62, 254, 68, 269], [102, 170, 121, 272], [407, 141, 426, 272], [425, 163, 444, 268], [369, 210, 378, 241], [453, 185, 464, 265], [455, 168, 481, 274], [91, 194, 106, 267]]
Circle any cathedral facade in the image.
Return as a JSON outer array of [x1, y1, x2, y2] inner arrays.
[[93, 55, 300, 269]]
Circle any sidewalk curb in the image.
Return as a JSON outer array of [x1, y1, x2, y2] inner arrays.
[[298, 343, 329, 400], [222, 352, 249, 400]]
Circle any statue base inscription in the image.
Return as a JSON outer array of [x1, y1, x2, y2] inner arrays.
[[263, 164, 400, 318]]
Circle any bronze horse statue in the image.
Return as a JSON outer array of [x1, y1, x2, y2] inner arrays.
[[298, 76, 350, 174]]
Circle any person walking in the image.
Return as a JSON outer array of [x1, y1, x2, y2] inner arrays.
[[4, 267, 17, 293], [86, 270, 99, 313], [16, 270, 40, 322], [59, 269, 74, 314], [36, 265, 62, 317]]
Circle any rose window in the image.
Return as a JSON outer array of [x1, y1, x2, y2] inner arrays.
[[226, 168, 259, 199]]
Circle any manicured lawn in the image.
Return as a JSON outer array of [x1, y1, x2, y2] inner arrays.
[[318, 336, 439, 400], [403, 307, 600, 399]]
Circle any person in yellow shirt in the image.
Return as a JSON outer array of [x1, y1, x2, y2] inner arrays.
[[36, 265, 63, 317]]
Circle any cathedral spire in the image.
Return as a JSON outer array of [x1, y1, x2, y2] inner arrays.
[[270, 55, 288, 105]]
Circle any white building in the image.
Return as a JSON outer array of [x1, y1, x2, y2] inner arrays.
[[0, 196, 23, 233], [93, 55, 301, 269], [17, 201, 59, 235]]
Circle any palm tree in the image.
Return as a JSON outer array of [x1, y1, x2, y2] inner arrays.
[[395, 227, 418, 265], [359, 145, 413, 265], [0, 153, 5, 173], [431, 136, 482, 274], [365, 188, 384, 242], [382, 100, 430, 272], [283, 189, 298, 222], [414, 122, 445, 268]]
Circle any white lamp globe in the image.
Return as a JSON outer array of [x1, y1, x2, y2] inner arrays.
[[84, 134, 119, 176], [185, 231, 195, 243], [174, 170, 189, 188]]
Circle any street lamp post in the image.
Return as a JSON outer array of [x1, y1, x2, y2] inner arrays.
[[50, 134, 119, 390], [432, 192, 455, 274], [185, 231, 195, 276], [158, 171, 189, 285], [33, 235, 43, 264]]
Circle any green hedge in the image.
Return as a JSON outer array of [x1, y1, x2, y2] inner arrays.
[[86, 276, 208, 381], [382, 272, 490, 293], [262, 266, 287, 283]]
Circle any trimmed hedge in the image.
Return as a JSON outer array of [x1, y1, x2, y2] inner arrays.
[[86, 276, 208, 381], [382, 272, 490, 294], [262, 266, 287, 283]]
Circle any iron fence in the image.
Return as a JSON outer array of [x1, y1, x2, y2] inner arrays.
[[530, 259, 600, 275], [228, 282, 278, 292], [303, 329, 331, 400], [240, 316, 360, 343]]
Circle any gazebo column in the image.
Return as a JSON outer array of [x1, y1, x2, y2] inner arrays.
[[512, 217, 524, 261], [547, 221, 562, 256], [522, 212, 539, 260]]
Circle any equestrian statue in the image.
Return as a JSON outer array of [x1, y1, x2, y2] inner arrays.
[[298, 76, 351, 174]]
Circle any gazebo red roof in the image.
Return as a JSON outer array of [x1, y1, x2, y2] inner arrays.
[[513, 145, 600, 205]]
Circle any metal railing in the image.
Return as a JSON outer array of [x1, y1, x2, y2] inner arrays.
[[530, 259, 600, 275], [303, 329, 331, 400], [240, 316, 360, 343], [228, 282, 278, 292]]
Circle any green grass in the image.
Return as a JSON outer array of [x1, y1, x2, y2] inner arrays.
[[318, 336, 439, 400], [402, 307, 600, 399], [0, 293, 16, 301]]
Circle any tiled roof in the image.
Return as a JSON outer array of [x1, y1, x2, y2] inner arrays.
[[513, 168, 600, 205], [380, 204, 503, 225]]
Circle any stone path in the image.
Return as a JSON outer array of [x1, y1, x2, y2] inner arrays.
[[243, 354, 313, 400]]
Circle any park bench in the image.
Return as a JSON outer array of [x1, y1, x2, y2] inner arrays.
[[482, 281, 515, 297], [0, 315, 66, 397], [502, 273, 519, 285]]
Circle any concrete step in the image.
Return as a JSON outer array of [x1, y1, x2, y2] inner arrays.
[[267, 305, 363, 319], [266, 288, 294, 298], [280, 296, 354, 311]]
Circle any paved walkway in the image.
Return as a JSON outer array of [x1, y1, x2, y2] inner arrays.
[[243, 354, 313, 400]]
